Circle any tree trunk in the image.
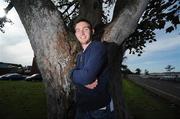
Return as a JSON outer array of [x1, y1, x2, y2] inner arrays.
[[102, 0, 148, 45], [101, 1, 148, 119], [79, 0, 103, 27], [11, 0, 77, 118], [105, 42, 129, 119]]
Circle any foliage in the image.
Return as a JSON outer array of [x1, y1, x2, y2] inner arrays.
[[0, 1, 13, 33], [0, 17, 12, 33], [0, 0, 179, 54], [53, 0, 115, 27], [52, 0, 180, 56], [121, 64, 133, 74], [165, 64, 175, 72], [126, 0, 180, 56], [135, 68, 141, 75], [52, 0, 79, 28], [144, 69, 149, 75]]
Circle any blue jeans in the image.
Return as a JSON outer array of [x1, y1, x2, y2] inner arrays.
[[75, 107, 115, 119]]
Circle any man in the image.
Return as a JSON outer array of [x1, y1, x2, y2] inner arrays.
[[70, 19, 114, 119]]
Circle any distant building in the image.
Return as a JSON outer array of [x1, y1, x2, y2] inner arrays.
[[150, 72, 180, 78], [141, 72, 180, 81], [0, 62, 24, 75]]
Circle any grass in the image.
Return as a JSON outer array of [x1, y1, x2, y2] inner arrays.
[[123, 79, 180, 119], [0, 80, 47, 119], [0, 80, 180, 119]]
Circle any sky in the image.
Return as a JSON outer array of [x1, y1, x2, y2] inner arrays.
[[0, 1, 33, 66], [124, 31, 180, 73], [0, 0, 180, 73]]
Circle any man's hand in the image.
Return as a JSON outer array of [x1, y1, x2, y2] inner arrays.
[[85, 79, 98, 89]]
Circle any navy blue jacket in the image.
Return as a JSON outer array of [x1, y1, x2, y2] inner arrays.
[[71, 41, 111, 111]]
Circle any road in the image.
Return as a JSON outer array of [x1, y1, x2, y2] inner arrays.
[[128, 75, 180, 105]]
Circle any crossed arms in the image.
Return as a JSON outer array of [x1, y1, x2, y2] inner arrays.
[[71, 43, 107, 89]]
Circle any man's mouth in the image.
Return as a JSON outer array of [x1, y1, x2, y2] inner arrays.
[[80, 36, 86, 39]]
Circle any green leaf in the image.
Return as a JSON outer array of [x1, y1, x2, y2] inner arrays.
[[166, 26, 174, 33]]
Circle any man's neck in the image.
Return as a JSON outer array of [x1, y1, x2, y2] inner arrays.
[[82, 41, 92, 51]]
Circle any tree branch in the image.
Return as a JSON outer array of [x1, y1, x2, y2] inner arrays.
[[4, 2, 14, 14], [102, 0, 149, 45], [63, 3, 79, 20]]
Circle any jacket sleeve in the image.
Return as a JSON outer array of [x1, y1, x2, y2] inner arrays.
[[69, 53, 80, 81], [72, 43, 107, 85]]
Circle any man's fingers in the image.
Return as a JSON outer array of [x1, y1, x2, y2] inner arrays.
[[85, 79, 99, 89]]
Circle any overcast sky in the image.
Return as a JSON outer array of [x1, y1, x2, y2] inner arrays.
[[0, 0, 179, 73], [0, 1, 33, 66]]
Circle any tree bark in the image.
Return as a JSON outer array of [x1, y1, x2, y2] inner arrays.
[[102, 1, 148, 118], [11, 0, 77, 119], [79, 0, 103, 27], [105, 42, 129, 119], [103, 0, 148, 45]]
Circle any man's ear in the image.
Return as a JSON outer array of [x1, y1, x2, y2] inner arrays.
[[92, 29, 95, 34]]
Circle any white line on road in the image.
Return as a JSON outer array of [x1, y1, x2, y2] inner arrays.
[[135, 81, 180, 101]]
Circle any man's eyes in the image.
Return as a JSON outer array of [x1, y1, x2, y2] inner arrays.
[[75, 29, 80, 32], [75, 28, 90, 32], [84, 27, 89, 30]]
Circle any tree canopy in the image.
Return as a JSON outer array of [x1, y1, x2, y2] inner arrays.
[[165, 65, 175, 72], [1, 0, 179, 56], [126, 0, 179, 56], [135, 68, 141, 74]]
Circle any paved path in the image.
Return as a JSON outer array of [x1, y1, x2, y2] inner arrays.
[[128, 75, 180, 105]]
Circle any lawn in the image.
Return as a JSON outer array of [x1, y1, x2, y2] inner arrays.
[[123, 79, 180, 119], [0, 80, 180, 119], [0, 80, 47, 119]]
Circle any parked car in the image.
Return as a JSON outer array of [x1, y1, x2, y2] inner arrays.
[[25, 73, 42, 81], [0, 73, 26, 81], [0, 74, 9, 80]]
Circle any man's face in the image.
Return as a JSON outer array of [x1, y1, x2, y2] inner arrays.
[[75, 21, 93, 45]]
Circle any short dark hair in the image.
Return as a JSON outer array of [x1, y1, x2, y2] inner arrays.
[[73, 18, 93, 32]]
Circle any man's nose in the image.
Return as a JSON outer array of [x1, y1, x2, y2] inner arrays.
[[80, 30, 85, 35]]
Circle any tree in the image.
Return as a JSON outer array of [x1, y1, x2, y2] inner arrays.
[[0, 0, 179, 119], [144, 69, 149, 75], [135, 68, 141, 75], [121, 62, 133, 76], [165, 65, 175, 72], [121, 65, 133, 78]]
